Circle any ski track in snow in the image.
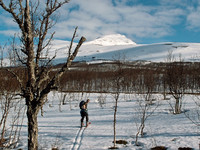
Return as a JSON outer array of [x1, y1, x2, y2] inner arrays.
[[71, 127, 86, 150]]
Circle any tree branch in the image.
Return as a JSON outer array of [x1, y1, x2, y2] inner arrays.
[[68, 26, 77, 58], [5, 68, 25, 95], [0, 0, 24, 32], [38, 33, 86, 105]]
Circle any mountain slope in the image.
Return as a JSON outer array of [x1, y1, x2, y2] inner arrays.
[[49, 35, 200, 64], [76, 42, 200, 62]]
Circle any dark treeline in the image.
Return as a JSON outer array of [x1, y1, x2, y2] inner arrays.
[[59, 61, 200, 94], [1, 61, 200, 94], [59, 62, 200, 93]]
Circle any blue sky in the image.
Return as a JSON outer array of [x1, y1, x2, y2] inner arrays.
[[0, 0, 200, 44]]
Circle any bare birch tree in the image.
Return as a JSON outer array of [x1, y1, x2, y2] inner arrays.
[[0, 43, 6, 67], [0, 0, 86, 149], [8, 37, 18, 66], [109, 59, 125, 149], [134, 72, 158, 146], [165, 51, 187, 114], [134, 96, 158, 146]]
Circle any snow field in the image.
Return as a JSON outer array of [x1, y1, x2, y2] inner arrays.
[[17, 92, 200, 150]]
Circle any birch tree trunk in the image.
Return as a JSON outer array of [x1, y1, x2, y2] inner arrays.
[[113, 93, 119, 148], [27, 104, 40, 150], [175, 97, 180, 114]]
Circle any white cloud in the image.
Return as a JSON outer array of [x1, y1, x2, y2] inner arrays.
[[159, 0, 200, 31], [0, 15, 18, 28], [0, 30, 19, 37], [186, 5, 200, 31], [53, 0, 186, 41], [0, 0, 199, 43]]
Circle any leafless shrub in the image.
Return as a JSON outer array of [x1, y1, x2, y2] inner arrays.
[[0, 43, 7, 67], [134, 94, 158, 146], [57, 92, 78, 111], [184, 95, 200, 127], [0, 92, 25, 149], [97, 93, 107, 108]]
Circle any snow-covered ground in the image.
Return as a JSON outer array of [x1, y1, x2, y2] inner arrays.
[[2, 34, 200, 149], [16, 92, 200, 150]]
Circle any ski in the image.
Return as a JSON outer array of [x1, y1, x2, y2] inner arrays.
[[80, 122, 91, 128], [85, 122, 91, 128]]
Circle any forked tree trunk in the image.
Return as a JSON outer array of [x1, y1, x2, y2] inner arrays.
[[27, 102, 40, 150]]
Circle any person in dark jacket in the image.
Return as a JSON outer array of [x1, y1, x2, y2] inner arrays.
[[80, 99, 90, 127]]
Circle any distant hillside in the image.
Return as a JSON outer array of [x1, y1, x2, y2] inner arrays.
[[47, 34, 200, 65]]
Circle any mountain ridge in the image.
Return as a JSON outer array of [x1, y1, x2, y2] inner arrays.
[[48, 34, 200, 64]]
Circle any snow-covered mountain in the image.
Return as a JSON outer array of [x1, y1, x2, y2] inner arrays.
[[48, 34, 200, 64], [85, 34, 136, 46]]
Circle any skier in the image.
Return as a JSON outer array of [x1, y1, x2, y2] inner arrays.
[[80, 99, 90, 127]]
